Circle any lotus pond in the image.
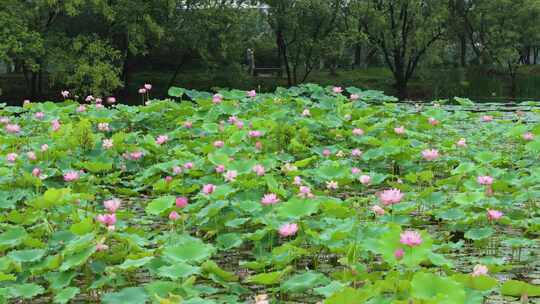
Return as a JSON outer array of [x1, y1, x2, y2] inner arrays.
[[0, 85, 539, 304]]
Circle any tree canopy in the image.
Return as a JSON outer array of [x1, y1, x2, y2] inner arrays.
[[2, 0, 540, 100]]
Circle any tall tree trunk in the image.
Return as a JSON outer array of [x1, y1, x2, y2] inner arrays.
[[38, 69, 43, 97], [354, 43, 362, 68], [30, 72, 38, 99], [167, 52, 188, 89], [395, 79, 408, 100], [277, 30, 292, 86], [459, 34, 467, 67]]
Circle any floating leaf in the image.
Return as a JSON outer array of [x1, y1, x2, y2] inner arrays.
[[102, 287, 148, 304], [411, 272, 466, 304], [163, 237, 215, 263], [501, 280, 540, 297], [281, 272, 330, 293], [464, 227, 494, 241], [8, 249, 45, 263], [53, 287, 80, 304], [157, 263, 200, 280], [145, 196, 175, 215]]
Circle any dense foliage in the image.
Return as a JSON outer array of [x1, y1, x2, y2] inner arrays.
[[0, 85, 539, 303], [3, 0, 540, 100]]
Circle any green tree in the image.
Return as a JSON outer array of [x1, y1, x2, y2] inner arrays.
[[265, 0, 344, 86], [48, 35, 122, 97], [461, 0, 540, 96], [352, 0, 448, 99]]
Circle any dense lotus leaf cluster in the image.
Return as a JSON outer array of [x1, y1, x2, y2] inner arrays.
[[0, 84, 539, 303]]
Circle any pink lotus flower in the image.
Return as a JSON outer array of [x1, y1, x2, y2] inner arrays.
[[359, 175, 371, 185], [77, 104, 87, 113], [41, 144, 49, 152], [5, 124, 20, 134], [95, 243, 109, 251], [214, 140, 224, 148], [472, 264, 489, 277], [107, 97, 116, 104], [255, 141, 263, 150], [298, 186, 314, 198], [322, 149, 331, 157], [215, 165, 225, 173], [138, 88, 147, 94], [144, 84, 152, 90], [95, 98, 103, 104], [35, 112, 45, 120], [261, 193, 280, 205], [95, 103, 105, 109], [394, 126, 405, 135], [156, 135, 169, 145], [98, 122, 111, 132], [350, 94, 360, 101], [523, 132, 534, 141], [51, 119, 61, 132], [61, 90, 70, 98], [23, 99, 30, 105], [173, 166, 183, 175], [212, 94, 223, 104], [103, 199, 121, 213], [184, 162, 194, 169], [169, 211, 180, 221], [457, 138, 467, 147], [254, 294, 269, 304], [283, 163, 297, 172], [184, 121, 193, 128], [27, 151, 36, 161], [421, 149, 439, 161], [487, 209, 503, 221], [326, 180, 338, 190], [351, 167, 361, 175], [32, 168, 41, 177], [233, 120, 244, 129], [371, 205, 385, 216], [482, 115, 493, 122], [85, 95, 94, 102], [247, 90, 257, 98], [6, 153, 18, 163], [428, 117, 439, 126], [96, 213, 116, 226], [252, 164, 265, 176], [399, 230, 423, 247], [223, 170, 238, 182], [394, 248, 404, 260], [63, 171, 80, 182], [477, 176, 494, 185], [278, 223, 298, 237], [302, 109, 311, 117], [353, 128, 364, 136], [249, 130, 263, 137], [176, 197, 188, 208], [164, 176, 173, 183], [202, 184, 216, 194], [129, 151, 144, 160], [102, 139, 114, 150], [332, 86, 343, 94], [293, 176, 302, 185], [379, 189, 404, 206], [0, 117, 9, 124], [351, 149, 362, 157]]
